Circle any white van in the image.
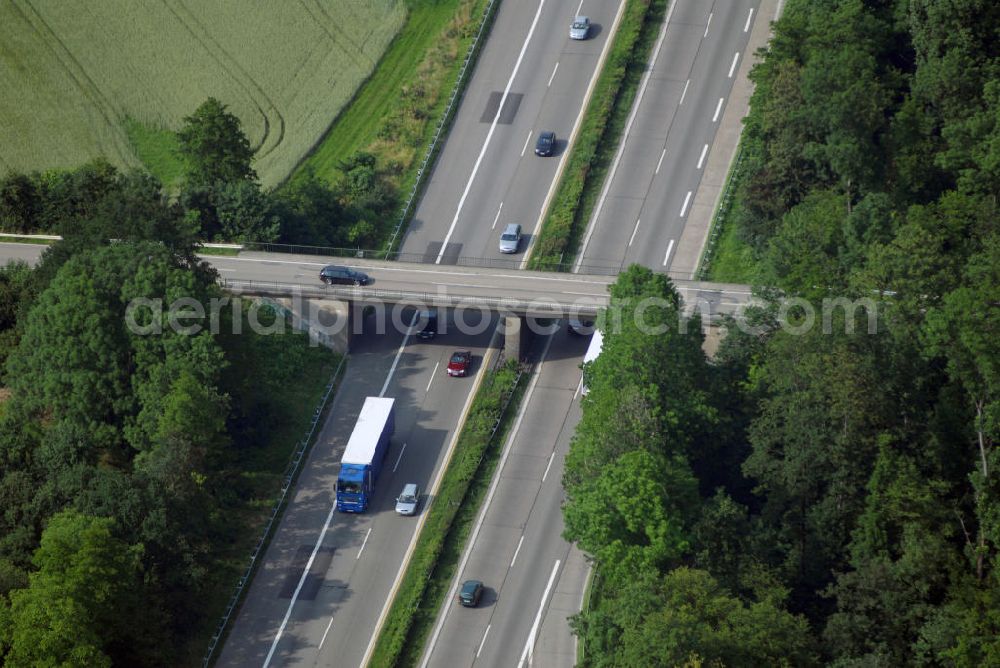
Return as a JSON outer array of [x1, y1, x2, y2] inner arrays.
[[395, 483, 420, 516]]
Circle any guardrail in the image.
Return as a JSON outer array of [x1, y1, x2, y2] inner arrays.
[[382, 0, 501, 254], [218, 278, 606, 318], [695, 145, 744, 280], [201, 354, 346, 667]]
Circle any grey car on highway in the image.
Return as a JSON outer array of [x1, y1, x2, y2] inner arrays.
[[498, 223, 522, 254], [569, 16, 590, 40]]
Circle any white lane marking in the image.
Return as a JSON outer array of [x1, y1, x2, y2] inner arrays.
[[263, 502, 339, 667], [655, 148, 666, 174], [380, 312, 418, 397], [318, 618, 334, 650], [628, 218, 642, 247], [547, 61, 559, 87], [425, 363, 439, 393], [510, 535, 526, 568], [420, 334, 556, 668], [435, 0, 548, 264], [744, 7, 755, 32], [574, 376, 583, 400], [357, 528, 372, 560], [541, 451, 556, 482], [663, 239, 676, 267], [264, 309, 420, 665], [492, 202, 504, 229], [679, 78, 690, 106], [728, 52, 740, 78], [211, 254, 613, 285], [216, 267, 236, 272], [517, 560, 562, 668], [679, 191, 693, 218], [703, 12, 713, 38], [561, 290, 607, 297], [576, 0, 585, 15], [477, 625, 492, 658], [574, 0, 679, 269], [520, 131, 532, 157], [712, 97, 724, 122], [392, 443, 408, 473], [430, 281, 490, 288], [696, 143, 709, 169]]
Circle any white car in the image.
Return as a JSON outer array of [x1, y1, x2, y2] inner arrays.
[[569, 16, 590, 40]]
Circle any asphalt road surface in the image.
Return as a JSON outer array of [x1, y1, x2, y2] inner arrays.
[[419, 330, 592, 668], [401, 0, 624, 267], [577, 0, 763, 272], [216, 307, 498, 667]]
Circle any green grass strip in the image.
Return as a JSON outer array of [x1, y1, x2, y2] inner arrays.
[[124, 117, 185, 189], [368, 358, 528, 667], [289, 0, 490, 188], [528, 0, 664, 270]]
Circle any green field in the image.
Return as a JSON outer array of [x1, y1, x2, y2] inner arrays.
[[0, 0, 405, 186]]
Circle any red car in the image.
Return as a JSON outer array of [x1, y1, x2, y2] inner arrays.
[[447, 351, 472, 377]]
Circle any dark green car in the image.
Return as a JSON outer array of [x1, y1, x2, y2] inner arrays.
[[458, 579, 484, 607]]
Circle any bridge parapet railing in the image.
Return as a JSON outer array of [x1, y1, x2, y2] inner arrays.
[[218, 278, 606, 318]]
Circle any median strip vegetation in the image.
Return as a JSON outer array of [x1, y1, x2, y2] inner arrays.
[[529, 0, 666, 270], [369, 356, 528, 667]]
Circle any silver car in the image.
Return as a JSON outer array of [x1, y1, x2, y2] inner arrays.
[[395, 483, 420, 516], [498, 223, 522, 254], [569, 16, 590, 40]]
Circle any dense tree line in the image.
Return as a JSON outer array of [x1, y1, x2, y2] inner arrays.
[[567, 0, 1000, 664], [0, 168, 333, 663], [0, 98, 396, 248]]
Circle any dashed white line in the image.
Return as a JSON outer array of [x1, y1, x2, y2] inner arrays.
[[703, 12, 713, 38], [262, 503, 339, 667], [517, 560, 562, 668], [655, 148, 666, 174], [576, 0, 585, 15], [520, 131, 532, 157], [679, 191, 692, 218], [318, 618, 334, 650], [425, 364, 439, 392], [477, 625, 492, 658], [679, 78, 690, 105], [392, 442, 408, 473], [712, 97, 724, 122], [728, 52, 740, 78], [574, 0, 679, 269], [541, 451, 556, 482], [510, 535, 526, 568], [628, 218, 642, 247], [357, 527, 372, 560], [547, 61, 560, 87], [696, 143, 708, 169], [491, 202, 504, 229], [744, 7, 755, 32], [663, 239, 676, 267], [435, 0, 548, 263]]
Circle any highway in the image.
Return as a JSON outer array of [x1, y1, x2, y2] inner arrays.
[[401, 0, 623, 268], [211, 306, 498, 667], [419, 331, 592, 668], [577, 0, 766, 274]]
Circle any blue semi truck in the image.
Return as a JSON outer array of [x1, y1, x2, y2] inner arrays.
[[336, 397, 395, 512]]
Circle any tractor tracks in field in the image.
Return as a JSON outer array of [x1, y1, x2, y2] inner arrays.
[[162, 0, 285, 159]]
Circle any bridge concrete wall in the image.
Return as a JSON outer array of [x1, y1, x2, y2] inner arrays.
[[262, 297, 351, 353]]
